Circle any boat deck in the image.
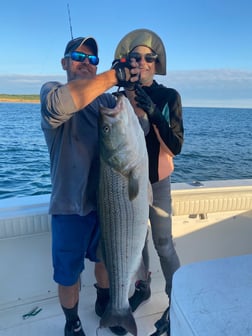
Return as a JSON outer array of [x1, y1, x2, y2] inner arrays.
[[0, 275, 167, 336], [1, 208, 252, 336], [1, 180, 252, 335], [0, 224, 168, 336]]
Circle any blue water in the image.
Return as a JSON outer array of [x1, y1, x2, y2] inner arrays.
[[0, 103, 251, 200]]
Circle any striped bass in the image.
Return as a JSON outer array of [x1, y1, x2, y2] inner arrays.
[[98, 95, 150, 336]]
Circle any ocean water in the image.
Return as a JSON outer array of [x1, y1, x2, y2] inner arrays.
[[0, 103, 251, 200]]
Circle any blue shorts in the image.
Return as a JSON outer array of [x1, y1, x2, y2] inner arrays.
[[51, 212, 100, 286]]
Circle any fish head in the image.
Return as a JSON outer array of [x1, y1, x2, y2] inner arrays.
[[99, 94, 145, 176]]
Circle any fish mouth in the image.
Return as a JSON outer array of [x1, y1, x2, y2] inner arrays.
[[100, 95, 124, 118], [100, 110, 119, 119]]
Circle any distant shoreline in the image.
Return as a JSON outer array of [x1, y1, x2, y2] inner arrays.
[[0, 99, 40, 103], [0, 95, 40, 104]]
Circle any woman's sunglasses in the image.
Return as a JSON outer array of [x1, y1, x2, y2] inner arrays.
[[128, 52, 158, 63], [65, 51, 99, 65]]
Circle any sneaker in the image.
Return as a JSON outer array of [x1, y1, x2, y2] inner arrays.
[[64, 319, 85, 336], [94, 284, 127, 335], [129, 273, 151, 312]]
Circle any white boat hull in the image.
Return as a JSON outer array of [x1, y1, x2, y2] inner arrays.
[[0, 179, 252, 335]]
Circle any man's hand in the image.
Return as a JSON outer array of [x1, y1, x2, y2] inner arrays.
[[135, 85, 163, 125], [112, 58, 140, 90]]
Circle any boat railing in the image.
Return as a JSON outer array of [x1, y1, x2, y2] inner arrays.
[[1, 180, 252, 240]]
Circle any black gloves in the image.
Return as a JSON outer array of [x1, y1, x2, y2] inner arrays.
[[135, 85, 163, 125], [112, 58, 138, 90]]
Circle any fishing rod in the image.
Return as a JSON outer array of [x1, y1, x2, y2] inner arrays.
[[67, 3, 73, 39]]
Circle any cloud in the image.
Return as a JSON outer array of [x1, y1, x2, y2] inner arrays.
[[0, 74, 65, 95], [157, 69, 252, 107], [0, 69, 252, 108]]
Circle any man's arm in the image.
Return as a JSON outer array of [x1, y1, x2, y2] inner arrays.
[[67, 70, 118, 110], [68, 59, 140, 110]]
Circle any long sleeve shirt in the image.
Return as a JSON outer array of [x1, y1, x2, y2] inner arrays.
[[40, 81, 116, 215], [141, 80, 184, 183]]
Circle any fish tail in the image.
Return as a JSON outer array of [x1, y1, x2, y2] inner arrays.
[[100, 307, 137, 336]]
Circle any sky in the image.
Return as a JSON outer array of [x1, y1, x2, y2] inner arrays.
[[0, 0, 251, 107]]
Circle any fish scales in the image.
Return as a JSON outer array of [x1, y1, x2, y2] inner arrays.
[[100, 163, 142, 303], [98, 95, 150, 336]]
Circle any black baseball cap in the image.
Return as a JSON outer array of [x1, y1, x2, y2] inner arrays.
[[64, 37, 98, 56]]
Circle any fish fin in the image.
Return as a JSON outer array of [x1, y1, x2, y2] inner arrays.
[[100, 307, 137, 336], [128, 170, 139, 201]]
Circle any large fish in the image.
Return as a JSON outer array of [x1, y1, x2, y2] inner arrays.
[[98, 94, 150, 336]]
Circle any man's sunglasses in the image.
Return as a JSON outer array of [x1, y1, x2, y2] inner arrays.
[[128, 52, 158, 63], [65, 51, 99, 65]]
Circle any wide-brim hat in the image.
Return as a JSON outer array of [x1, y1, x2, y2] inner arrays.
[[64, 37, 98, 56], [114, 29, 166, 75]]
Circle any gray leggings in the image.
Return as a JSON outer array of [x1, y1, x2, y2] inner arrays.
[[142, 176, 180, 299]]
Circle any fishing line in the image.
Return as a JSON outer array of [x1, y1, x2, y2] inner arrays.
[[67, 3, 74, 39]]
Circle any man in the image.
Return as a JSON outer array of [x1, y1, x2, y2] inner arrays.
[[40, 36, 139, 336], [113, 29, 184, 335]]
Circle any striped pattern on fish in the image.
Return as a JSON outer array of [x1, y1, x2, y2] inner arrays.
[[98, 95, 150, 336]]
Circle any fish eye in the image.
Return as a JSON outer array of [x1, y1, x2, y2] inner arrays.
[[102, 124, 110, 133]]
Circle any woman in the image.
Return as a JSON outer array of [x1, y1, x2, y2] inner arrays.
[[115, 29, 184, 335]]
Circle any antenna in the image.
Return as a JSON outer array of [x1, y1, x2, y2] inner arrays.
[[67, 3, 73, 39]]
